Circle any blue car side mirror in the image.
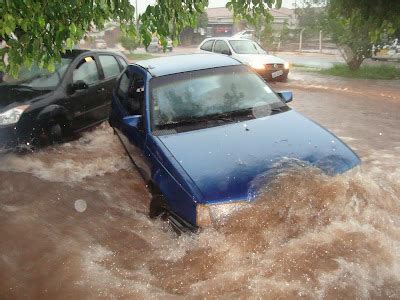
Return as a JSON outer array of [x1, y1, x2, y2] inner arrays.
[[123, 115, 142, 128], [277, 91, 293, 103]]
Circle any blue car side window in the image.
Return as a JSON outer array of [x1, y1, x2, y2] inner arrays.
[[116, 71, 145, 117], [127, 77, 145, 116], [118, 73, 130, 98]]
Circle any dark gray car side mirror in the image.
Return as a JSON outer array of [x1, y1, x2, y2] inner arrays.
[[72, 80, 89, 91]]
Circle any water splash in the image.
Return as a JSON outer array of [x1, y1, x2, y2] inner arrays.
[[0, 123, 132, 182], [0, 124, 399, 298]]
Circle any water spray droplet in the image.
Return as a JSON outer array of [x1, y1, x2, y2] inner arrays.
[[74, 199, 87, 213]]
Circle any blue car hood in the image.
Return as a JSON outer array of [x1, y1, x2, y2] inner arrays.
[[157, 110, 360, 204]]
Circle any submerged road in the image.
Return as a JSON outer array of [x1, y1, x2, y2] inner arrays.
[[0, 71, 399, 298]]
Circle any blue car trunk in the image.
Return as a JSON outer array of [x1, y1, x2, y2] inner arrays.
[[157, 110, 360, 204]]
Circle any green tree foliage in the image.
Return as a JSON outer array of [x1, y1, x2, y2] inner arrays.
[[326, 0, 400, 70], [258, 13, 275, 48], [295, 1, 327, 35], [325, 9, 372, 70], [260, 21, 275, 49], [1, 0, 282, 75], [279, 20, 291, 43], [119, 34, 139, 52], [330, 0, 400, 34], [197, 12, 209, 29], [0, 0, 136, 75]]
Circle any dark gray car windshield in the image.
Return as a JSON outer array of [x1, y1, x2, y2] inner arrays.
[[151, 65, 285, 130], [229, 40, 267, 54], [0, 58, 72, 90]]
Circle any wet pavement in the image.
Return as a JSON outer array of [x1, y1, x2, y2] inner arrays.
[[274, 51, 345, 69], [135, 46, 399, 69], [0, 71, 400, 298]]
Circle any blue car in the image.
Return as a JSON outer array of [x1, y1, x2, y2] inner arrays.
[[109, 54, 360, 231]]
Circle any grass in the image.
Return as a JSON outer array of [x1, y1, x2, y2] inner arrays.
[[318, 64, 400, 80], [126, 52, 159, 61], [292, 63, 319, 71]]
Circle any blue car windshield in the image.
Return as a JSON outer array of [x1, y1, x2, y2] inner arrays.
[[0, 58, 72, 90], [151, 65, 285, 129]]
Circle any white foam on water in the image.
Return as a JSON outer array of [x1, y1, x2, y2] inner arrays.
[[0, 124, 132, 182]]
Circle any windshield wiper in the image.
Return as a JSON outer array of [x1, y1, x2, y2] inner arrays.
[[157, 106, 288, 129], [7, 84, 51, 92], [17, 85, 38, 91], [6, 84, 36, 91], [158, 115, 236, 128], [271, 107, 285, 112]]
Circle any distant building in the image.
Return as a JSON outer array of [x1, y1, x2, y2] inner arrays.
[[205, 7, 297, 37], [269, 8, 297, 30], [206, 7, 241, 37]]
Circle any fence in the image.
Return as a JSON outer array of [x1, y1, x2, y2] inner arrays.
[[261, 29, 338, 54]]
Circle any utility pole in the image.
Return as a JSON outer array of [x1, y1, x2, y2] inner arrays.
[[135, 0, 139, 33], [299, 28, 305, 52], [319, 30, 322, 53]]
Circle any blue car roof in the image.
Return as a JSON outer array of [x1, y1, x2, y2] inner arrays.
[[134, 53, 241, 77]]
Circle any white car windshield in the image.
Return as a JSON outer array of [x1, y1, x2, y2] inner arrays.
[[151, 65, 285, 130], [229, 40, 267, 54]]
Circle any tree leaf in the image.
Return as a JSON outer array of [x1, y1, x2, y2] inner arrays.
[[69, 23, 77, 35], [66, 38, 74, 49], [38, 17, 45, 28], [47, 63, 55, 73], [5, 27, 13, 35]]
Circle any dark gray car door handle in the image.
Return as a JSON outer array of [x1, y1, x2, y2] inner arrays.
[[97, 88, 105, 93]]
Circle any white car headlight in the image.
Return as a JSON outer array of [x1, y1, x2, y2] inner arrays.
[[249, 61, 266, 70], [284, 62, 290, 69], [0, 105, 29, 125]]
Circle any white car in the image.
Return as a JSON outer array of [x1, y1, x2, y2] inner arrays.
[[146, 37, 173, 52], [95, 39, 107, 49], [198, 37, 289, 81], [232, 29, 255, 40]]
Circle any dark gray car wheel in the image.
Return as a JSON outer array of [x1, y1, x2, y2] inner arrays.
[[41, 119, 66, 145], [46, 121, 63, 144], [48, 122, 63, 143]]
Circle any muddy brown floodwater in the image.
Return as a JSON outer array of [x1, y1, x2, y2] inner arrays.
[[0, 72, 400, 299]]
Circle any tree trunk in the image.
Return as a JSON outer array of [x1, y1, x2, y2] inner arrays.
[[339, 45, 365, 71], [347, 56, 364, 70]]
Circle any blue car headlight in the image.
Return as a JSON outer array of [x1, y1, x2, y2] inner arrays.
[[0, 105, 29, 125], [196, 201, 251, 227], [196, 204, 213, 227]]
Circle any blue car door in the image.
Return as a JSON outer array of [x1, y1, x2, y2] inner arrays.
[[112, 68, 151, 181]]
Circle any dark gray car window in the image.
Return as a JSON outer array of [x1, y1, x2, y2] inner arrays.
[[99, 55, 121, 79], [200, 40, 214, 52], [73, 56, 99, 85], [213, 40, 230, 54], [116, 56, 128, 68]]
